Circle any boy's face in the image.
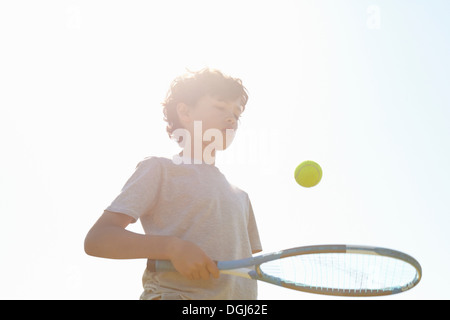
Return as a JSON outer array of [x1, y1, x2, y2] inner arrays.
[[178, 95, 243, 151]]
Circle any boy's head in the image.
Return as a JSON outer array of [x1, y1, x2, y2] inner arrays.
[[162, 68, 248, 142]]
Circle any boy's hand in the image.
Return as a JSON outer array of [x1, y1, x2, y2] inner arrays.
[[168, 238, 220, 280]]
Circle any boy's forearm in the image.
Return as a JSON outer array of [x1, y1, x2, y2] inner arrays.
[[84, 214, 220, 280], [84, 225, 179, 260]]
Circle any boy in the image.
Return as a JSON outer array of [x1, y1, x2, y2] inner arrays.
[[84, 68, 262, 300]]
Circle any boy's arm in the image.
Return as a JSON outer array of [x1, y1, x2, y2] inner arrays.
[[84, 211, 219, 280]]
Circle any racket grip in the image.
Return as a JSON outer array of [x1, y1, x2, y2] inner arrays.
[[146, 259, 220, 272], [146, 259, 176, 272]]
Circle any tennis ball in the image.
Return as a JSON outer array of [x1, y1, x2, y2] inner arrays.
[[294, 160, 322, 188]]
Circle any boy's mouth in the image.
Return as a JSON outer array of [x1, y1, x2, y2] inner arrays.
[[222, 129, 236, 138]]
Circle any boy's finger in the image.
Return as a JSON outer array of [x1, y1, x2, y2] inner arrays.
[[198, 267, 211, 280], [207, 260, 220, 279]]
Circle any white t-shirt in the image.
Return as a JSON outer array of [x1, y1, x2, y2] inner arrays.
[[105, 156, 262, 300]]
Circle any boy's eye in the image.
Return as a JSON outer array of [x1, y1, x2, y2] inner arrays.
[[213, 105, 224, 113], [214, 105, 241, 120]]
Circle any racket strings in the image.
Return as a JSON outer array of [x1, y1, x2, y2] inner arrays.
[[259, 253, 418, 293]]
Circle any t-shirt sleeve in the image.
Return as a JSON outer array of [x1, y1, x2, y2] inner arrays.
[[247, 199, 263, 253], [105, 157, 162, 223]]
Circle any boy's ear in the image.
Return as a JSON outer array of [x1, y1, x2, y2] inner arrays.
[[176, 102, 192, 123]]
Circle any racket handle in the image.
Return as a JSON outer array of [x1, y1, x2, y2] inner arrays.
[[146, 259, 221, 272], [147, 259, 175, 272]]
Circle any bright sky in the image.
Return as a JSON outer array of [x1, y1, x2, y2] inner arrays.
[[1, 0, 449, 300]]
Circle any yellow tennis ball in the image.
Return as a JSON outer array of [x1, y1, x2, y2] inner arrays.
[[294, 160, 322, 188]]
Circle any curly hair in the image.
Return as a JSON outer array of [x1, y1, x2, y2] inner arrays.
[[162, 68, 249, 140]]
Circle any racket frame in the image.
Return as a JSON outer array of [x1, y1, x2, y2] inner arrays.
[[148, 244, 422, 297]]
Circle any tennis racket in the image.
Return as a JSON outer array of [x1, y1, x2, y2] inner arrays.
[[147, 244, 422, 297]]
